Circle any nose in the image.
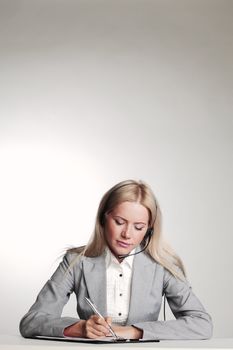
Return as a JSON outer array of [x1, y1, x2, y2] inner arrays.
[[121, 225, 131, 239]]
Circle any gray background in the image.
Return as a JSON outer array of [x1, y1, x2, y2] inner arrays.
[[0, 0, 232, 338]]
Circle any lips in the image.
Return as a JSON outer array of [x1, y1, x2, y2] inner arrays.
[[117, 240, 131, 248]]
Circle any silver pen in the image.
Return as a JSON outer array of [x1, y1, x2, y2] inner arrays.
[[85, 297, 119, 339]]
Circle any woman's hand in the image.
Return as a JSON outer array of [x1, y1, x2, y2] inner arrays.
[[112, 325, 143, 339], [64, 317, 143, 339], [64, 315, 112, 338]]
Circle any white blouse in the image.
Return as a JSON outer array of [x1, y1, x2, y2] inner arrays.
[[105, 247, 135, 325]]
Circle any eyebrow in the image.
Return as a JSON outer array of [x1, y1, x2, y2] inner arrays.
[[113, 215, 147, 225]]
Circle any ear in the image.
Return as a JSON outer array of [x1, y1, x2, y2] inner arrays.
[[100, 215, 105, 226], [100, 211, 108, 226]]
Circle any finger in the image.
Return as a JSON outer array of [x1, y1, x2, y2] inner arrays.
[[93, 316, 107, 326], [89, 315, 104, 325], [93, 324, 110, 335], [90, 316, 110, 332], [87, 316, 106, 328], [105, 316, 112, 326], [86, 329, 104, 338], [86, 319, 110, 337], [86, 325, 107, 338], [86, 330, 102, 339]]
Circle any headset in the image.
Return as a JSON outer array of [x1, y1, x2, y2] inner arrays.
[[143, 227, 154, 240]]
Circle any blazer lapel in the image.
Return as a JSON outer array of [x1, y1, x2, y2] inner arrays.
[[83, 254, 107, 317], [127, 252, 155, 324]]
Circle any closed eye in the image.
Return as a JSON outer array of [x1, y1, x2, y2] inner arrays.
[[115, 219, 125, 225], [135, 226, 144, 231]]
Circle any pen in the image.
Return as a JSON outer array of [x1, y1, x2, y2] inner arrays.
[[85, 297, 119, 339]]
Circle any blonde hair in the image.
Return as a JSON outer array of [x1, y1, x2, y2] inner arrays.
[[69, 179, 186, 280]]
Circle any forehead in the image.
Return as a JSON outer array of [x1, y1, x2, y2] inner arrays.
[[111, 201, 149, 221]]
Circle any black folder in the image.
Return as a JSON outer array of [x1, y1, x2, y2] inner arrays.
[[35, 335, 160, 344]]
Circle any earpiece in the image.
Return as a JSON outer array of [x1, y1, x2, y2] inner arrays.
[[144, 227, 154, 240]]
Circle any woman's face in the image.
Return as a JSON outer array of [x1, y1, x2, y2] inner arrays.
[[104, 201, 149, 260]]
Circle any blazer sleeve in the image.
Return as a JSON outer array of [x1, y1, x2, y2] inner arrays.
[[133, 268, 213, 340], [19, 253, 81, 338]]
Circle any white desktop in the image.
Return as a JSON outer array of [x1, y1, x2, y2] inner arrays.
[[1, 335, 233, 350]]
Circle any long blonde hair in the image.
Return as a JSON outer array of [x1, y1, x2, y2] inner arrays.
[[69, 179, 186, 280]]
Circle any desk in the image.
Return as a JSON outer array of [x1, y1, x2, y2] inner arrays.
[[1, 335, 233, 350]]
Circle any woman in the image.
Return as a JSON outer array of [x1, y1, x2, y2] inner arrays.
[[19, 180, 213, 340]]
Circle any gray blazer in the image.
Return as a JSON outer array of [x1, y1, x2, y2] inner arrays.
[[19, 251, 213, 340]]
